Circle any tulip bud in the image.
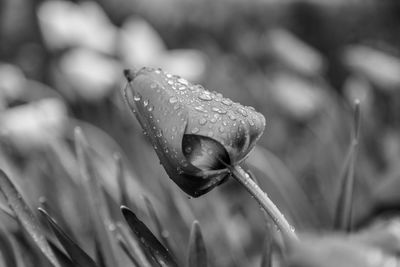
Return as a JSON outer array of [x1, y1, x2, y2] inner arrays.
[[122, 67, 265, 197]]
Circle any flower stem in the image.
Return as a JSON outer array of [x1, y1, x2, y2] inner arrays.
[[230, 165, 298, 242]]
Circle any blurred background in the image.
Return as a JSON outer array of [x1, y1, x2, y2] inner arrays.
[[1, 0, 400, 266]]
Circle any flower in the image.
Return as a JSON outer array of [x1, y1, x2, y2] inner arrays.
[[122, 67, 265, 197]]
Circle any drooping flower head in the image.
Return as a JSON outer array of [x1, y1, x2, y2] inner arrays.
[[122, 67, 265, 197]]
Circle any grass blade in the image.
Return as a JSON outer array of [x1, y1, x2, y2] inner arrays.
[[0, 169, 61, 267], [74, 127, 119, 267], [121, 205, 179, 267], [115, 222, 152, 267], [115, 234, 140, 267], [186, 221, 207, 267], [334, 99, 361, 231], [38, 208, 98, 267], [114, 153, 129, 205], [143, 195, 175, 254], [0, 225, 17, 267]]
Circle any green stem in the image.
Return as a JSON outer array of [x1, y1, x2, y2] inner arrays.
[[230, 165, 298, 242]]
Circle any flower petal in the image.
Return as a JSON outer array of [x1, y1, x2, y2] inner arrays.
[[124, 68, 228, 196], [123, 67, 265, 196]]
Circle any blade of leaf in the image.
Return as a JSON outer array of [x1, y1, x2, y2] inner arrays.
[[115, 222, 152, 267], [0, 225, 17, 267], [115, 234, 140, 267], [334, 100, 361, 231], [0, 169, 61, 267], [260, 231, 273, 267], [121, 206, 179, 267], [48, 240, 76, 267], [143, 195, 176, 255], [186, 221, 207, 267], [38, 208, 98, 267], [114, 153, 129, 206], [74, 127, 119, 267]]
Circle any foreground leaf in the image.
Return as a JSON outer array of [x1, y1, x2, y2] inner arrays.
[[38, 208, 98, 267], [74, 128, 118, 267], [334, 100, 361, 231], [121, 206, 179, 267], [187, 221, 207, 267], [0, 169, 61, 267]]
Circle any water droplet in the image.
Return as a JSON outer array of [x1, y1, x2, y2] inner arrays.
[[219, 126, 224, 133], [156, 130, 163, 137], [173, 104, 180, 110], [207, 149, 213, 155], [207, 131, 214, 137], [169, 96, 178, 104], [148, 105, 154, 112], [185, 146, 192, 153], [191, 127, 200, 134], [222, 99, 232, 106], [210, 117, 217, 123], [198, 93, 213, 101], [150, 83, 157, 89], [211, 107, 220, 113], [222, 120, 228, 126], [143, 99, 149, 107], [237, 108, 248, 117], [249, 119, 255, 126], [195, 106, 207, 113], [172, 126, 177, 132], [228, 111, 237, 121], [166, 73, 173, 78], [199, 118, 207, 125], [167, 80, 174, 85], [133, 94, 141, 101], [178, 78, 189, 85]]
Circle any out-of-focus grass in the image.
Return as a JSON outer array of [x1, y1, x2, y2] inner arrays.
[[1, 0, 400, 266]]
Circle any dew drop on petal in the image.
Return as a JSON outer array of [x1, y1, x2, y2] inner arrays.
[[150, 83, 157, 89], [207, 131, 214, 137], [191, 127, 200, 134], [198, 93, 213, 101], [178, 77, 189, 85], [195, 106, 207, 113], [222, 99, 232, 106], [199, 118, 207, 125], [219, 126, 224, 133], [143, 99, 149, 107], [133, 94, 141, 101], [185, 146, 192, 153], [148, 105, 154, 112], [169, 96, 178, 104], [237, 108, 248, 117]]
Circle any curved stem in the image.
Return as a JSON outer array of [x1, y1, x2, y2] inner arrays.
[[230, 165, 298, 242]]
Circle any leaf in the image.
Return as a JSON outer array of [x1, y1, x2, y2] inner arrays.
[[48, 240, 76, 267], [38, 208, 98, 267], [260, 232, 273, 267], [121, 205, 179, 267], [143, 195, 175, 255], [0, 169, 61, 267], [74, 127, 119, 267], [186, 221, 207, 267], [114, 153, 129, 205], [334, 100, 361, 231], [0, 225, 17, 267], [115, 222, 152, 267]]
